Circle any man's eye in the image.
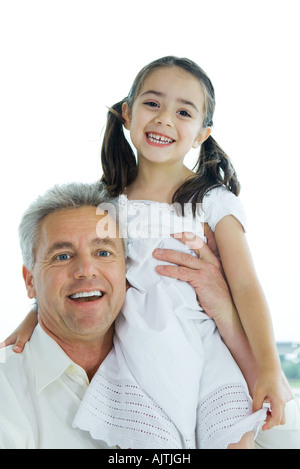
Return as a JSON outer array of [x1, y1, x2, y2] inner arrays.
[[55, 254, 71, 261], [97, 250, 111, 257]]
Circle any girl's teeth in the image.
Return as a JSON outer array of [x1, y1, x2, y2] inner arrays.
[[147, 133, 173, 144]]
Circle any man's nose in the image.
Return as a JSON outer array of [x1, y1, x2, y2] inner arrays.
[[73, 255, 99, 279]]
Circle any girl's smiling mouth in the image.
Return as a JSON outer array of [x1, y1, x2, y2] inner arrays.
[[146, 132, 175, 146]]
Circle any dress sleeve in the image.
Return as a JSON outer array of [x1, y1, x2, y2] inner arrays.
[[202, 186, 247, 232]]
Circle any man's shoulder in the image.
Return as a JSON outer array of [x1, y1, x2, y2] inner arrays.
[[0, 345, 14, 363], [0, 325, 44, 371], [0, 342, 31, 381], [0, 344, 25, 366]]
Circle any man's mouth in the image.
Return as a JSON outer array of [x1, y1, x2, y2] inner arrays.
[[68, 291, 104, 303], [146, 132, 175, 145]]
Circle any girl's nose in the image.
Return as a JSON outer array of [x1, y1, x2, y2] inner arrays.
[[154, 109, 174, 127]]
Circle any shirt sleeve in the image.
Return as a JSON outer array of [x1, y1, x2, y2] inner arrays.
[[202, 186, 247, 232]]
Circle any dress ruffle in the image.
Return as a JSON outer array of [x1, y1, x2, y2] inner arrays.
[[73, 356, 266, 449]]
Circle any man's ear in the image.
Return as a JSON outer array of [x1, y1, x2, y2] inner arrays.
[[22, 265, 36, 300], [192, 127, 212, 149], [121, 102, 131, 130]]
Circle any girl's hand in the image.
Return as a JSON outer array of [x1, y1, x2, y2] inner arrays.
[[0, 310, 38, 353], [252, 368, 293, 431]]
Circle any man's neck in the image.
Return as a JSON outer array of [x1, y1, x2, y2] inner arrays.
[[39, 319, 113, 381]]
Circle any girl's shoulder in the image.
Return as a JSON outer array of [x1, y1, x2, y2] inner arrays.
[[202, 186, 247, 232]]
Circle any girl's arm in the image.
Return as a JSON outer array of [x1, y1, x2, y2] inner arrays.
[[0, 309, 38, 353], [214, 215, 286, 430]]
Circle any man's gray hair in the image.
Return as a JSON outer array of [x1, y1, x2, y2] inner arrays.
[[19, 181, 118, 269]]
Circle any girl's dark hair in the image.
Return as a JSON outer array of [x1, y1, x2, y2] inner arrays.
[[101, 56, 240, 214]]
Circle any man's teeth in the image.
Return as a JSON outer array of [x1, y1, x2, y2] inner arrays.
[[70, 291, 103, 299], [147, 133, 174, 144]]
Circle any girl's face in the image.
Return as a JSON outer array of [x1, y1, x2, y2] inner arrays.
[[122, 66, 211, 167]]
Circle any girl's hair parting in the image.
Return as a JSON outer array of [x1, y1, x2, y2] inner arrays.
[[101, 56, 240, 214]]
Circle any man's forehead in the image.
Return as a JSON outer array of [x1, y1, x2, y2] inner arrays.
[[39, 206, 122, 248]]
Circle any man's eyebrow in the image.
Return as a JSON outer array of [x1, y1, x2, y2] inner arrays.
[[46, 242, 74, 257], [91, 237, 119, 248], [46, 238, 118, 256], [140, 90, 199, 112]]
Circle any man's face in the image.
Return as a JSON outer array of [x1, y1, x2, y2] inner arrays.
[[23, 206, 126, 344]]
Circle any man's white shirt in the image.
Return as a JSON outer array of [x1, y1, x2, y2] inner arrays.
[[0, 324, 109, 449], [1, 324, 300, 449]]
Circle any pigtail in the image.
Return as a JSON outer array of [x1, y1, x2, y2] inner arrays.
[[101, 99, 137, 197], [196, 135, 240, 195], [173, 135, 240, 215]]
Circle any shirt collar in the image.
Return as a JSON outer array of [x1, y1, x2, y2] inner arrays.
[[30, 325, 75, 394]]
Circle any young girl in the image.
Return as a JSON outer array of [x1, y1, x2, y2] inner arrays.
[[4, 56, 297, 449], [73, 56, 284, 448]]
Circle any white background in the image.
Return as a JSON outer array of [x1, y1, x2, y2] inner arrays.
[[0, 0, 299, 342]]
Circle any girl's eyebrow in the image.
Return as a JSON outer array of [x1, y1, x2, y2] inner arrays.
[[140, 90, 199, 113]]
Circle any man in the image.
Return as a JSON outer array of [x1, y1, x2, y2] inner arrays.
[[0, 182, 298, 448], [0, 182, 128, 448]]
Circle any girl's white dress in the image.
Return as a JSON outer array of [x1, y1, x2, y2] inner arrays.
[[73, 186, 267, 449]]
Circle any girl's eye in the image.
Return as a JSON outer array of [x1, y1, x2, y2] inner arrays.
[[145, 101, 159, 108], [178, 110, 191, 118], [97, 250, 111, 258], [55, 254, 71, 261]]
